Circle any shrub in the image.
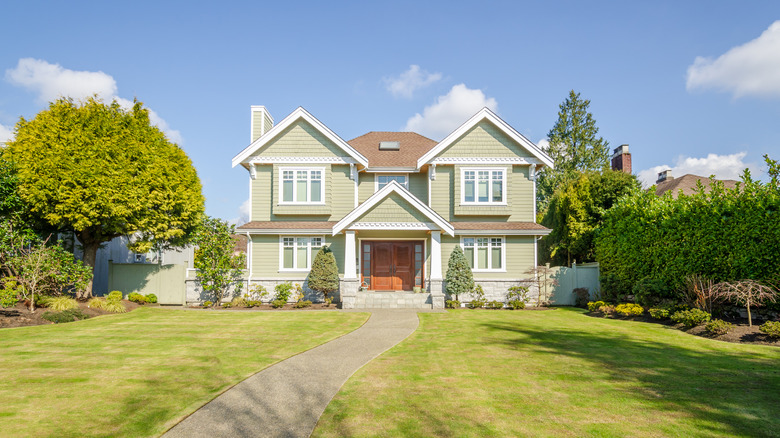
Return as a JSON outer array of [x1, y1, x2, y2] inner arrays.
[[127, 292, 147, 304], [573, 287, 590, 308], [705, 319, 734, 336], [671, 309, 711, 328], [274, 282, 294, 303], [202, 301, 212, 308], [222, 303, 231, 308], [308, 246, 339, 301], [45, 296, 79, 312], [107, 291, 123, 302], [632, 277, 676, 307], [0, 278, 20, 308], [294, 300, 312, 308], [145, 293, 158, 304], [445, 246, 474, 301], [231, 296, 248, 308], [246, 285, 269, 302], [587, 301, 606, 312], [508, 300, 525, 310], [486, 300, 504, 309], [615, 303, 644, 317], [446, 300, 461, 309], [598, 304, 616, 316], [507, 285, 529, 305], [324, 297, 333, 307], [759, 321, 780, 338], [42, 309, 90, 323], [648, 308, 670, 320], [271, 299, 286, 309], [468, 285, 486, 308], [91, 297, 126, 313], [468, 299, 486, 309]]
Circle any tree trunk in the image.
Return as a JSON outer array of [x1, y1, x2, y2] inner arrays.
[[79, 240, 100, 300], [747, 303, 752, 327]]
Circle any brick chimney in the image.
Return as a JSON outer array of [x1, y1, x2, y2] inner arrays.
[[657, 169, 673, 184], [611, 144, 631, 173]]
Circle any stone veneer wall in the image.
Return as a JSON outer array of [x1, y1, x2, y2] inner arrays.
[[444, 279, 541, 307], [186, 278, 341, 305]]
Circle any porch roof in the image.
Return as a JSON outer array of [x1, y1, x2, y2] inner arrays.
[[453, 221, 551, 235]]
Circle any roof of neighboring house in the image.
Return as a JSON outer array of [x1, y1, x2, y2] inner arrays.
[[347, 132, 437, 169], [237, 221, 338, 231], [232, 234, 248, 254], [655, 174, 740, 198]]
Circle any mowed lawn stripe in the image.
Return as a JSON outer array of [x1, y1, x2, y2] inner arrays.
[[0, 307, 368, 438], [314, 308, 780, 438]]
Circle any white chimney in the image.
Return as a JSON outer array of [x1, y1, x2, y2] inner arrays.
[[657, 169, 673, 184]]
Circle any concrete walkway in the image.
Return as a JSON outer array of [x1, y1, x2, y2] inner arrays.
[[163, 309, 431, 438]]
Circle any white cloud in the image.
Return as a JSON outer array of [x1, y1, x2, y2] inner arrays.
[[537, 138, 550, 151], [686, 21, 780, 98], [229, 198, 251, 226], [404, 84, 498, 140], [0, 123, 13, 143], [637, 152, 757, 188], [5, 58, 182, 144], [384, 65, 442, 99]]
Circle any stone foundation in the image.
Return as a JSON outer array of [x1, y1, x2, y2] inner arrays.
[[444, 279, 542, 307], [339, 279, 360, 309], [186, 278, 342, 305]]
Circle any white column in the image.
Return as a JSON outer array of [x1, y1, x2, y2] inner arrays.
[[246, 233, 253, 278], [430, 230, 442, 280], [344, 230, 357, 279]]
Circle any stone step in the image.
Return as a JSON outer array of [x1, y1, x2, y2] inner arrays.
[[353, 291, 433, 309]]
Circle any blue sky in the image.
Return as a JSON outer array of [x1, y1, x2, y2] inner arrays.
[[1, 1, 779, 222]]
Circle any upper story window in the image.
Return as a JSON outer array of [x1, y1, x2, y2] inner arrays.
[[376, 174, 408, 191], [280, 168, 324, 204], [462, 237, 504, 271], [462, 168, 505, 204]]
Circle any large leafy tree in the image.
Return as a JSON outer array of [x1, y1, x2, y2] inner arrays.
[[540, 170, 639, 266], [537, 90, 610, 212], [193, 217, 245, 307], [4, 97, 204, 298]]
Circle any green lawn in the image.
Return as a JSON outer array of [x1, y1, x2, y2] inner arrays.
[[314, 308, 780, 438], [0, 307, 368, 438]]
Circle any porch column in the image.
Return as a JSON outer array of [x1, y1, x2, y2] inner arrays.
[[430, 230, 442, 280], [344, 230, 357, 279]]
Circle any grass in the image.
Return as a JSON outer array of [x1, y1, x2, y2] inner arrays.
[[314, 308, 780, 437], [0, 307, 368, 437]]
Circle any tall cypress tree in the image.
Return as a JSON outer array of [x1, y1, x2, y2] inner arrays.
[[308, 246, 339, 301], [445, 245, 474, 301]]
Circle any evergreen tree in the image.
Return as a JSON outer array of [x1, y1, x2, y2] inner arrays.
[[537, 90, 610, 213], [308, 246, 339, 301], [445, 245, 474, 301]]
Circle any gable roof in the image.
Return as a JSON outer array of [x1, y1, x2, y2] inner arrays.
[[655, 174, 740, 198], [332, 180, 454, 236], [348, 132, 437, 169], [232, 107, 368, 168], [416, 107, 554, 169]]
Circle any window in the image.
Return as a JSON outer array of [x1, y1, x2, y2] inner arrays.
[[281, 236, 323, 270], [462, 237, 504, 271], [280, 168, 324, 204], [376, 174, 408, 191], [462, 168, 505, 204]]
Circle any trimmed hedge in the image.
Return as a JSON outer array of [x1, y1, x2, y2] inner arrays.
[[595, 172, 780, 300]]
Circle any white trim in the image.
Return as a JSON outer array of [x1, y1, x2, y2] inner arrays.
[[233, 106, 368, 168], [374, 173, 409, 192], [332, 180, 454, 237], [248, 177, 253, 222], [249, 156, 358, 164], [427, 165, 433, 208], [364, 167, 417, 173], [349, 222, 438, 230], [351, 164, 358, 209], [344, 231, 357, 279], [461, 236, 506, 272], [246, 232, 253, 277], [278, 167, 326, 205], [430, 230, 442, 280], [454, 229, 551, 236], [278, 235, 324, 272], [460, 167, 507, 205], [417, 107, 554, 169], [242, 229, 330, 235], [430, 157, 539, 165], [531, 164, 538, 220]]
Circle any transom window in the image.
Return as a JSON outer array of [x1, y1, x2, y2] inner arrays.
[[462, 168, 505, 204], [281, 236, 323, 270], [462, 237, 504, 271], [281, 168, 324, 204], [376, 174, 408, 191]]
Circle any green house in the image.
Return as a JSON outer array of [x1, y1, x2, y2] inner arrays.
[[232, 106, 553, 308]]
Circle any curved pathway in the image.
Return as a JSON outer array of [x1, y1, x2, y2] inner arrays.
[[163, 309, 429, 438]]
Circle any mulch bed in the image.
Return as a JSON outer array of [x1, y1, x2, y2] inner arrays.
[[0, 300, 143, 329], [585, 310, 780, 346]]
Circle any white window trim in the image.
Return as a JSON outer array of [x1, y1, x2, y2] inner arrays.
[[278, 167, 326, 205], [278, 235, 325, 272], [374, 173, 409, 192], [460, 167, 507, 205], [460, 236, 506, 272]]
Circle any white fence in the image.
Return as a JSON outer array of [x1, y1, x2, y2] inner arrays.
[[549, 262, 600, 306]]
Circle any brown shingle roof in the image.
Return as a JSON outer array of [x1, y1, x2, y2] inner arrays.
[[655, 174, 739, 198], [453, 222, 550, 232], [237, 221, 337, 230], [348, 132, 437, 168]]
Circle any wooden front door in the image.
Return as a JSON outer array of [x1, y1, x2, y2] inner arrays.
[[369, 241, 415, 291]]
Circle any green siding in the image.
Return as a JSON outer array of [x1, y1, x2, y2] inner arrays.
[[357, 173, 374, 204], [437, 120, 534, 158], [453, 165, 512, 217], [271, 164, 332, 217], [439, 235, 535, 281], [251, 165, 272, 221], [408, 173, 428, 204], [430, 166, 453, 221], [254, 120, 347, 158], [329, 165, 354, 220], [356, 193, 431, 223], [251, 234, 344, 278]]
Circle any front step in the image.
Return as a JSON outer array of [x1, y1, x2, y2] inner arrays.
[[354, 291, 433, 309]]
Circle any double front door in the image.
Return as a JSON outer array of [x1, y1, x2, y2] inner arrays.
[[363, 241, 422, 291]]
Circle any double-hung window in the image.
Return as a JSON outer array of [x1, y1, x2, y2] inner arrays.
[[376, 174, 408, 191], [281, 168, 324, 204], [462, 237, 504, 271], [281, 236, 323, 271], [462, 168, 505, 204]]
